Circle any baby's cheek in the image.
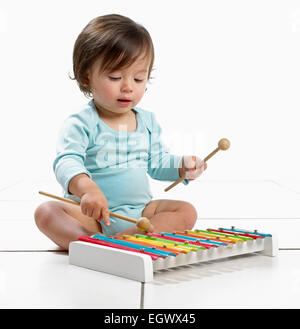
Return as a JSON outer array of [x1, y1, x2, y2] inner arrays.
[[101, 85, 116, 100], [135, 85, 147, 101]]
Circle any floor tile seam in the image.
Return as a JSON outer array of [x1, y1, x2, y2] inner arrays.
[[0, 180, 24, 193], [278, 248, 300, 250], [140, 283, 145, 309], [270, 180, 300, 195]]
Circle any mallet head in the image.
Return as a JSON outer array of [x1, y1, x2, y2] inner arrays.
[[136, 217, 154, 232], [218, 138, 230, 150]]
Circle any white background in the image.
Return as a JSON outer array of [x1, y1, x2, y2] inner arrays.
[[0, 0, 299, 189]]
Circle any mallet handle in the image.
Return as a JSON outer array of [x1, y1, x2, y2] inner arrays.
[[203, 146, 220, 162], [38, 191, 137, 224]]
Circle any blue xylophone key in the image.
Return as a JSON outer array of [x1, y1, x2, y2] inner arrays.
[[219, 228, 272, 238], [92, 235, 176, 257], [161, 233, 227, 246]]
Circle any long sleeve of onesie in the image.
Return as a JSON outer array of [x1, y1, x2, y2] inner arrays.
[[53, 113, 92, 195]]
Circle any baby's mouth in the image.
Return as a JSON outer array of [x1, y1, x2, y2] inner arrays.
[[117, 99, 132, 105]]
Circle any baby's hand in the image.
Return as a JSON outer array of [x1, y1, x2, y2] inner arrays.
[[80, 188, 110, 226], [180, 155, 207, 180]]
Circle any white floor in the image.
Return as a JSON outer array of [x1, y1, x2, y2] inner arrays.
[[0, 178, 300, 308]]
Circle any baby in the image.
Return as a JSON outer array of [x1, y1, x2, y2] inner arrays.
[[34, 14, 207, 249]]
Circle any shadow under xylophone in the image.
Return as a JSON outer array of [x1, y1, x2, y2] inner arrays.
[[69, 227, 278, 282]]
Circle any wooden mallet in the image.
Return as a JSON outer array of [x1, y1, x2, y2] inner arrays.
[[38, 191, 153, 232], [164, 138, 230, 192]]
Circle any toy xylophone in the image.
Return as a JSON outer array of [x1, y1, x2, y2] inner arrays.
[[69, 227, 277, 282]]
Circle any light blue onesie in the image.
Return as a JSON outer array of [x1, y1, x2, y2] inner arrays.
[[53, 100, 187, 235]]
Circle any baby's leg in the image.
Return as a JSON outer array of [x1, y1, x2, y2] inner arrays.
[[34, 201, 102, 250], [115, 200, 197, 236]]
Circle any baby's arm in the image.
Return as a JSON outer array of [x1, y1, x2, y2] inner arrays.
[[68, 174, 110, 226], [54, 113, 110, 226]]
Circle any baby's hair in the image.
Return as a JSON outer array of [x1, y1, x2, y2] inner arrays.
[[71, 14, 155, 98]]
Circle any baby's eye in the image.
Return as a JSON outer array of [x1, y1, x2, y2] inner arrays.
[[108, 76, 121, 81], [134, 78, 144, 83]]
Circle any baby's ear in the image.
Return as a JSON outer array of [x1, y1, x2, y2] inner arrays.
[[82, 74, 90, 86]]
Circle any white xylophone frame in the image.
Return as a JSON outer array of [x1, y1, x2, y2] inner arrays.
[[69, 228, 278, 282]]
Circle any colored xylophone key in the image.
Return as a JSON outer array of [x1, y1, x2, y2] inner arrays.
[[115, 234, 208, 253], [90, 234, 176, 258], [217, 227, 272, 238], [155, 232, 227, 247], [78, 236, 161, 260], [176, 231, 234, 244], [151, 233, 223, 248], [116, 235, 190, 253], [195, 229, 252, 242], [190, 229, 245, 242], [210, 229, 264, 239], [148, 233, 217, 249], [130, 234, 203, 252], [113, 235, 183, 255]]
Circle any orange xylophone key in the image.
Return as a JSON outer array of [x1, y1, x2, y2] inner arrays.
[[150, 233, 217, 249], [112, 236, 183, 255], [121, 234, 192, 253]]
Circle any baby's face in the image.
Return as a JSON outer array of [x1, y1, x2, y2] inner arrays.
[[87, 55, 149, 115]]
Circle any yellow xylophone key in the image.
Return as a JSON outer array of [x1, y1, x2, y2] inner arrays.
[[179, 231, 235, 244], [178, 230, 235, 243], [185, 230, 244, 243], [122, 235, 193, 253], [113, 236, 182, 255]]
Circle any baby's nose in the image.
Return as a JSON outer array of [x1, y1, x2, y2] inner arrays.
[[121, 79, 133, 93]]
